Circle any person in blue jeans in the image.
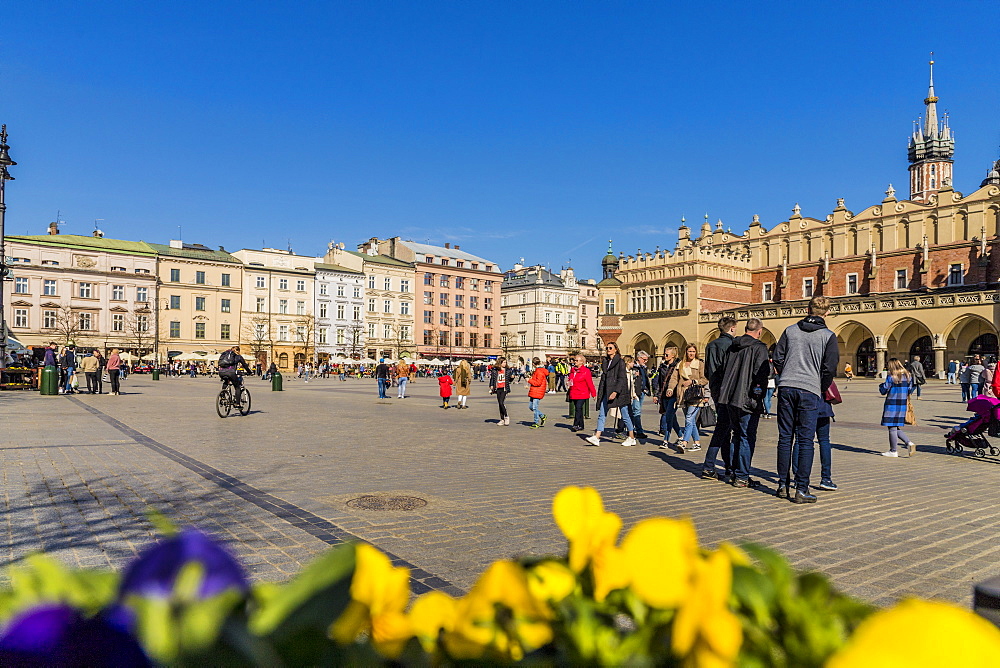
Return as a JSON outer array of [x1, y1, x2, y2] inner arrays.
[[792, 395, 838, 490], [374, 359, 390, 399], [653, 347, 683, 447], [665, 344, 708, 452], [773, 296, 839, 504], [716, 319, 770, 487]]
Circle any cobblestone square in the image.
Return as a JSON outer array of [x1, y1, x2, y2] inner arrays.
[[3, 373, 998, 607]]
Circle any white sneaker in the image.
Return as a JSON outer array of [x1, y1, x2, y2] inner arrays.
[[504, 417, 510, 425], [621, 437, 637, 447], [907, 442, 917, 456], [881, 451, 899, 457], [585, 435, 601, 446]]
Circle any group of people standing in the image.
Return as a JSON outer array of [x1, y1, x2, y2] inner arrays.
[[40, 342, 125, 395]]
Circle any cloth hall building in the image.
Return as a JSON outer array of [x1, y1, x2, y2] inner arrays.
[[597, 62, 1000, 378]]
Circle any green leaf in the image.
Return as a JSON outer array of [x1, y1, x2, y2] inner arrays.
[[145, 508, 180, 537]]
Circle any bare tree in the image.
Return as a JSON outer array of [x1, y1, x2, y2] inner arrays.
[[242, 314, 272, 366], [388, 323, 413, 360], [345, 318, 365, 359], [49, 305, 84, 346], [124, 309, 154, 358], [293, 313, 316, 365]]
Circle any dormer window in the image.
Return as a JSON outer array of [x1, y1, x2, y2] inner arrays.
[[111, 266, 127, 272], [425, 256, 434, 263]]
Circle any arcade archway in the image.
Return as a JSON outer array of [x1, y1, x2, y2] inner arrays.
[[885, 318, 935, 374], [659, 330, 687, 360], [945, 315, 999, 363], [630, 332, 656, 361], [835, 320, 877, 377]]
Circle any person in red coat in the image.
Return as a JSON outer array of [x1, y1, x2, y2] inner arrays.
[[438, 372, 454, 409], [567, 354, 597, 432], [526, 357, 550, 428]]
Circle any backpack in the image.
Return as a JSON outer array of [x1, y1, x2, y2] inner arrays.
[[219, 350, 237, 368]]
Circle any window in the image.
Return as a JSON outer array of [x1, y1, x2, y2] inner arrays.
[[170, 268, 180, 282], [279, 299, 288, 314], [369, 275, 377, 289], [484, 298, 492, 310], [470, 296, 478, 309], [256, 297, 265, 312], [483, 315, 492, 328], [195, 297, 206, 311], [424, 291, 433, 305], [454, 332, 464, 346], [278, 325, 289, 341], [317, 328, 327, 344], [138, 314, 149, 332], [41, 259, 59, 266], [334, 304, 343, 319], [136, 287, 148, 302], [400, 279, 409, 293], [296, 326, 307, 342], [383, 300, 392, 313], [368, 298, 376, 312], [440, 312, 450, 325], [43, 310, 57, 328], [895, 269, 907, 290], [14, 277, 28, 293], [221, 273, 231, 287], [423, 330, 433, 345], [221, 299, 231, 313], [368, 322, 376, 338], [337, 329, 345, 345], [383, 277, 391, 291], [455, 277, 464, 289], [604, 298, 615, 314], [319, 283, 328, 296], [520, 311, 526, 324], [296, 301, 305, 315], [79, 283, 93, 298], [439, 275, 449, 288], [195, 271, 206, 285], [170, 321, 180, 338], [297, 280, 305, 291], [169, 295, 181, 310], [353, 287, 361, 298], [438, 331, 449, 346], [470, 279, 479, 291], [520, 334, 527, 347], [484, 281, 493, 292], [401, 325, 410, 341], [112, 313, 124, 332], [544, 312, 551, 323], [440, 293, 449, 306], [400, 302, 410, 315], [668, 285, 686, 310], [469, 314, 478, 327], [454, 313, 464, 327], [256, 276, 266, 288], [383, 323, 392, 338], [254, 323, 266, 339], [762, 283, 774, 302], [483, 333, 491, 348], [520, 293, 527, 304], [846, 273, 859, 295], [195, 323, 206, 339], [554, 312, 561, 324], [556, 334, 562, 347], [43, 280, 57, 296], [425, 256, 434, 263], [802, 278, 814, 298], [135, 268, 150, 274], [456, 261, 464, 268], [440, 259, 449, 267], [319, 303, 328, 318], [455, 295, 464, 308], [424, 310, 433, 324], [221, 324, 231, 340], [469, 332, 478, 347], [948, 263, 963, 286], [353, 306, 361, 320], [13, 309, 27, 328], [279, 278, 288, 290]]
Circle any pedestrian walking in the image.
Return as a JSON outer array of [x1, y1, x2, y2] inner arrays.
[[567, 354, 596, 432], [555, 359, 569, 392], [489, 358, 513, 425], [375, 359, 390, 399], [80, 350, 100, 394], [586, 342, 636, 446], [546, 360, 557, 394], [107, 349, 123, 395], [94, 350, 106, 394], [968, 355, 986, 398], [630, 350, 652, 440], [653, 346, 683, 447], [395, 360, 411, 398], [701, 317, 738, 474], [527, 358, 549, 428], [773, 296, 839, 503], [668, 344, 708, 452], [959, 361, 972, 401], [762, 362, 776, 418], [438, 371, 454, 408], [947, 359, 958, 384], [454, 360, 473, 409], [880, 358, 916, 457], [905, 355, 926, 398], [59, 346, 76, 394]]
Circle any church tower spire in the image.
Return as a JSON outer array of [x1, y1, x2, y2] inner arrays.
[[908, 55, 955, 203]]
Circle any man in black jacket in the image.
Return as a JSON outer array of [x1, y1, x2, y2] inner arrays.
[[716, 318, 771, 487], [700, 317, 737, 475]]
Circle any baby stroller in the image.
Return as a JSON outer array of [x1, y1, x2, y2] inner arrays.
[[945, 395, 1000, 457]]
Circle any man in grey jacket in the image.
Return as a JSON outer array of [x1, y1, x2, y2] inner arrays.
[[772, 296, 839, 504]]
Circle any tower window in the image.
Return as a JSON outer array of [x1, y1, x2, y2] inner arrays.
[[895, 269, 908, 289]]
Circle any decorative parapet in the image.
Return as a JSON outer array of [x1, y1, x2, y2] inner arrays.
[[623, 309, 690, 321], [697, 289, 1000, 323]]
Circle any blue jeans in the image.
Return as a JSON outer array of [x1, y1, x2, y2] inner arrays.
[[961, 383, 971, 401], [397, 377, 408, 397], [776, 387, 820, 493], [64, 366, 75, 392], [817, 416, 833, 483], [631, 395, 646, 434], [947, 372, 955, 384], [659, 397, 683, 439], [763, 387, 775, 415], [727, 406, 760, 481], [681, 404, 701, 443], [529, 397, 543, 424], [914, 383, 921, 397], [596, 398, 633, 434], [703, 396, 732, 473], [377, 378, 388, 398], [972, 383, 981, 398]]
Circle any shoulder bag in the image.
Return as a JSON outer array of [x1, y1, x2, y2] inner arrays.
[[697, 402, 717, 428], [904, 397, 916, 425], [824, 380, 843, 405]]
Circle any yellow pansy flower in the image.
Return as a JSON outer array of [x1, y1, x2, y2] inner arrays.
[[409, 590, 458, 653], [552, 485, 623, 573], [621, 517, 699, 609], [827, 598, 1000, 667], [446, 560, 553, 661], [673, 549, 741, 668], [331, 543, 413, 658], [527, 560, 577, 603]]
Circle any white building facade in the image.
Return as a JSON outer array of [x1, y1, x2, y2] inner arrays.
[[500, 264, 582, 366], [313, 259, 366, 360]]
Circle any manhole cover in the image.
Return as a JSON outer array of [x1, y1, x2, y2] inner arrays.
[[346, 495, 427, 511]]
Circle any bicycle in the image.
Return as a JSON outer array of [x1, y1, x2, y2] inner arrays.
[[216, 379, 252, 418]]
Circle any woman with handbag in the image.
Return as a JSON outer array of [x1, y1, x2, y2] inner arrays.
[[488, 358, 513, 425], [586, 342, 637, 447], [879, 358, 916, 457], [668, 344, 708, 452]]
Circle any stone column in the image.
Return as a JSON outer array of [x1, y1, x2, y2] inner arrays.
[[876, 347, 887, 379], [933, 345, 946, 380]]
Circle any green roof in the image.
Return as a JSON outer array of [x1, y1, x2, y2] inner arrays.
[[6, 234, 156, 256], [597, 277, 622, 287], [343, 250, 414, 268], [314, 262, 364, 274], [146, 242, 240, 263]]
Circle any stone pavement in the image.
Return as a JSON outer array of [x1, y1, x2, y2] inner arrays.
[[2, 373, 999, 607]]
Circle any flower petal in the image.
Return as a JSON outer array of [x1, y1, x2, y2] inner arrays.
[[621, 518, 699, 609], [120, 528, 248, 599]]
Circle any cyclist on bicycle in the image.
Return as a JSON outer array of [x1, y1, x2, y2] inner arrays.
[[218, 345, 252, 391]]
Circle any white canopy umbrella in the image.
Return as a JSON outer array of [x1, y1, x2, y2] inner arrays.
[[411, 358, 432, 365], [203, 353, 222, 362], [173, 353, 204, 362], [428, 358, 447, 366], [5, 337, 28, 354], [360, 357, 378, 364]]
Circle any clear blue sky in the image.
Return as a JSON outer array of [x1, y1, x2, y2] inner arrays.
[[3, 1, 999, 276]]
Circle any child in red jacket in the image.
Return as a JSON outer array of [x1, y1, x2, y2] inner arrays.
[[526, 357, 549, 428], [438, 372, 454, 409]]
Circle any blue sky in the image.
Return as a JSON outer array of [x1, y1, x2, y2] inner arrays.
[[3, 1, 999, 276]]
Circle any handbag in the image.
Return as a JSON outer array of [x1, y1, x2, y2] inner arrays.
[[904, 397, 916, 425], [102, 373, 110, 383], [825, 380, 843, 405], [683, 381, 704, 404], [697, 403, 717, 428]]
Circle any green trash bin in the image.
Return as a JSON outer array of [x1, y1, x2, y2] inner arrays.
[[152, 369, 160, 381], [271, 372, 283, 391], [40, 365, 60, 395]]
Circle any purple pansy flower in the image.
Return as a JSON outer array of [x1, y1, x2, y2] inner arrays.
[[120, 528, 249, 599], [0, 604, 149, 667]]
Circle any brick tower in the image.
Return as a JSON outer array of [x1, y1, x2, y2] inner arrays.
[[908, 58, 955, 203]]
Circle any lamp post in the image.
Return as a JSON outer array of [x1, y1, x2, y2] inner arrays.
[[0, 125, 17, 366]]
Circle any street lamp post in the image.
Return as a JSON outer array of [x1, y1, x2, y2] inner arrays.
[[0, 125, 17, 366]]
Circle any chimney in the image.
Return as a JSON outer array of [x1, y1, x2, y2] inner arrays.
[[48, 221, 59, 235], [454, 245, 460, 250], [444, 242, 451, 249], [219, 245, 226, 252], [169, 240, 183, 249]]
